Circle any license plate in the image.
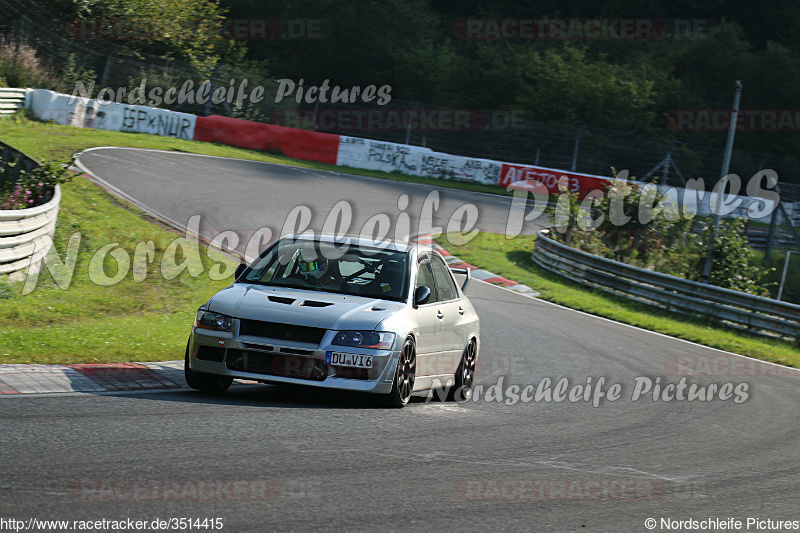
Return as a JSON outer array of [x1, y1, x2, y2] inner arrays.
[[325, 351, 373, 369]]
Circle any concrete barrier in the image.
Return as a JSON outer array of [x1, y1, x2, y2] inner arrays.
[[28, 89, 197, 139], [0, 142, 59, 281]]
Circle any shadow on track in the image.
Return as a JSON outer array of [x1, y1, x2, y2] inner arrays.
[[99, 382, 432, 410]]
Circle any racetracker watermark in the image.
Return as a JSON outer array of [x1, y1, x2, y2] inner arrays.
[[68, 18, 332, 41], [453, 18, 710, 40], [272, 109, 525, 131], [666, 109, 800, 131], [454, 478, 665, 501], [68, 479, 279, 501], [664, 355, 800, 378]]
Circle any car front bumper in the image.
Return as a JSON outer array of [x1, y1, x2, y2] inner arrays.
[[188, 327, 398, 395]]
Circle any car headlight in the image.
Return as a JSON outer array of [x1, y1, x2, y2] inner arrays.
[[195, 310, 233, 332], [332, 331, 395, 350]]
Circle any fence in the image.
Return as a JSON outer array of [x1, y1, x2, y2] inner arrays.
[[531, 230, 800, 342], [0, 140, 58, 280]]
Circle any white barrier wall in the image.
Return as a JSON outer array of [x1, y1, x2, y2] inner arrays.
[[29, 89, 196, 140], [336, 136, 502, 185], [337, 135, 777, 222], [0, 185, 60, 281]]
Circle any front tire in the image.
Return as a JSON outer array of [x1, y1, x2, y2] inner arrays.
[[184, 341, 233, 394], [385, 338, 416, 408]]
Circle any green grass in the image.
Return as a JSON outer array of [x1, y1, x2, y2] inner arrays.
[[0, 172, 240, 363], [752, 249, 800, 304], [436, 232, 800, 368]]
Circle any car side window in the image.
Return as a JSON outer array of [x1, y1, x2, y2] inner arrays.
[[416, 258, 436, 303], [430, 255, 458, 302]]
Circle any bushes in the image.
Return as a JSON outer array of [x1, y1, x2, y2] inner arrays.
[[0, 155, 75, 210], [549, 174, 772, 296], [0, 35, 57, 89]]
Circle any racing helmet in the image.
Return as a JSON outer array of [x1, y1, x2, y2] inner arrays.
[[298, 255, 328, 280]]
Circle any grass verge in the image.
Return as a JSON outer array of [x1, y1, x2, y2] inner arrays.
[[0, 171, 239, 363], [436, 232, 800, 368]]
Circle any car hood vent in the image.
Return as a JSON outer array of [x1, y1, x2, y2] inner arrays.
[[299, 300, 334, 308], [268, 295, 296, 305]]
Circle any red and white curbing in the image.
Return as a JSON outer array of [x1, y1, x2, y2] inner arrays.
[[412, 234, 538, 296], [0, 361, 186, 395], [0, 236, 535, 396]]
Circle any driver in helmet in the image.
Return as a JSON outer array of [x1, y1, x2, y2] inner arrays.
[[297, 253, 341, 289]]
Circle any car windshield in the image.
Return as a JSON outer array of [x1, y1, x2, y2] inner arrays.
[[242, 239, 410, 302]]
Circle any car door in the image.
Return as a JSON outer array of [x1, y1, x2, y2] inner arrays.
[[413, 255, 445, 378], [429, 254, 468, 374]]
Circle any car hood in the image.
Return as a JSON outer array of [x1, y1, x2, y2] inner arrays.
[[206, 284, 406, 331]]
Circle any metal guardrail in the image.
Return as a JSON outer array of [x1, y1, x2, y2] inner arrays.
[[0, 140, 58, 280], [747, 227, 799, 251], [0, 87, 29, 117], [531, 231, 800, 342]]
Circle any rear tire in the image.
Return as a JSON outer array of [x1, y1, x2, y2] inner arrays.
[[448, 340, 476, 402], [184, 341, 233, 394], [385, 338, 416, 408]]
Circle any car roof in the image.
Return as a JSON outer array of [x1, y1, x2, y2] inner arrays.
[[283, 233, 431, 255]]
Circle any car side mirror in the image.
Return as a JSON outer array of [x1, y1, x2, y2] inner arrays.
[[414, 286, 431, 307], [450, 267, 471, 291], [234, 263, 247, 280]]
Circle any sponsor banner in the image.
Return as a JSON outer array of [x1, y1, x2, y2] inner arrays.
[[500, 162, 613, 196], [28, 89, 196, 139], [336, 136, 501, 185]]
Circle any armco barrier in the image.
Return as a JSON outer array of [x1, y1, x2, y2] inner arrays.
[[193, 115, 340, 165], [531, 230, 800, 341], [0, 88, 30, 117], [0, 142, 59, 280]]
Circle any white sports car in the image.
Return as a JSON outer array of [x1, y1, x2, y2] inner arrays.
[[185, 234, 480, 407]]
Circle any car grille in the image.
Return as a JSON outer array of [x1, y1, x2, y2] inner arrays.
[[226, 350, 327, 381], [238, 319, 327, 345]]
